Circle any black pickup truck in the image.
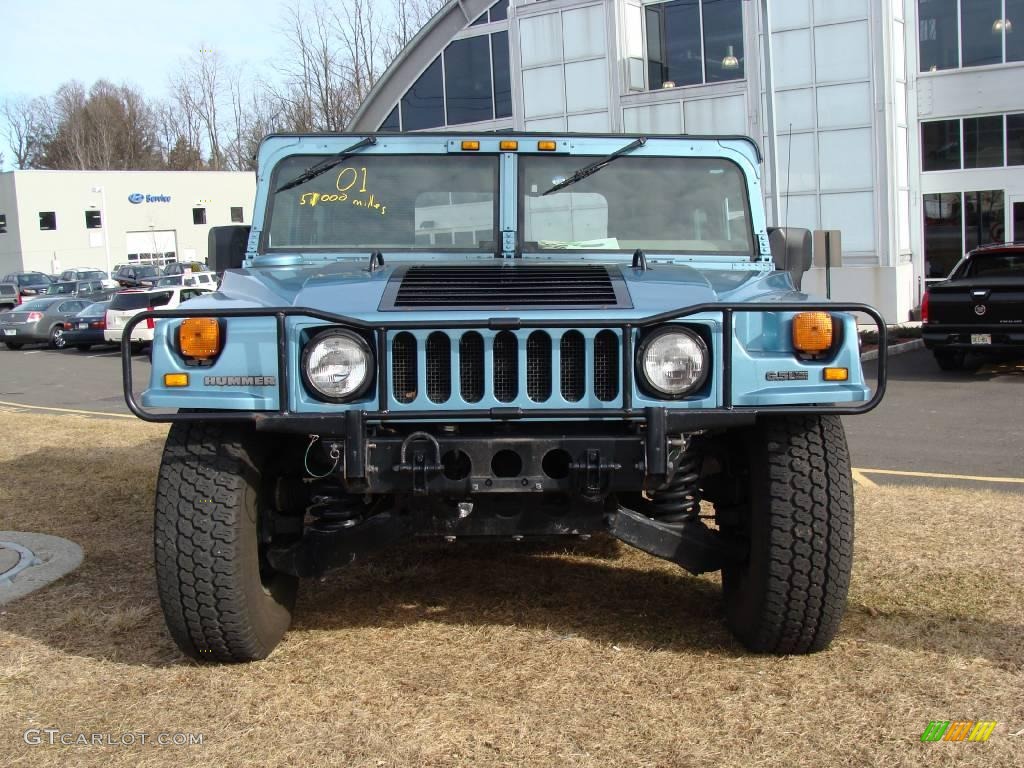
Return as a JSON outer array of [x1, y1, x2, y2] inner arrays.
[[923, 243, 1024, 370]]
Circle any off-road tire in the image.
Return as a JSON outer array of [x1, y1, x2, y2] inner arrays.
[[933, 350, 964, 370], [721, 415, 853, 654], [154, 421, 298, 662]]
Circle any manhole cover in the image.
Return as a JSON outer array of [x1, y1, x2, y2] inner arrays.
[[0, 532, 83, 605]]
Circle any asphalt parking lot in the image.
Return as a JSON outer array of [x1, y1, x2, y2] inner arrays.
[[0, 344, 1021, 485]]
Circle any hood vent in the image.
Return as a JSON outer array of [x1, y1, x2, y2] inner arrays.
[[381, 264, 632, 310]]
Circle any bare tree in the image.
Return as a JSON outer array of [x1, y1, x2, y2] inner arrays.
[[169, 45, 227, 169], [226, 71, 286, 171], [1, 96, 47, 168]]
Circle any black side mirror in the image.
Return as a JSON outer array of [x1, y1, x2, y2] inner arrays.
[[208, 225, 251, 274], [767, 227, 813, 290]]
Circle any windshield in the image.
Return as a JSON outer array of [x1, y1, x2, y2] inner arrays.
[[265, 155, 499, 251], [520, 156, 753, 254], [962, 252, 1024, 278], [109, 291, 172, 310], [80, 302, 109, 316], [18, 298, 59, 311]]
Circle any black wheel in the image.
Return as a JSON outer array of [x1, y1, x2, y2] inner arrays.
[[49, 325, 67, 349], [933, 350, 964, 371], [719, 415, 854, 654], [75, 344, 92, 352], [154, 421, 299, 662], [4, 342, 23, 350]]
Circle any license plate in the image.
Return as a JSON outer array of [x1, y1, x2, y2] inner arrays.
[[3, 329, 15, 336], [971, 333, 991, 345], [78, 322, 89, 329]]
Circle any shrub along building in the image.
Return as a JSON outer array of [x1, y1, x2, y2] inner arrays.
[[0, 170, 255, 276], [349, 0, 1024, 323]]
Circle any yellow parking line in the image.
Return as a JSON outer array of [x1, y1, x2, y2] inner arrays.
[[855, 468, 1024, 485], [851, 469, 878, 488], [0, 400, 134, 419]]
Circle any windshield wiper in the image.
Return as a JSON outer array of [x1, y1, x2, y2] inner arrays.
[[541, 137, 647, 196], [274, 136, 378, 193]]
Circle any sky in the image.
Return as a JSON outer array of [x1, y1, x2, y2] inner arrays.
[[0, 0, 290, 103]]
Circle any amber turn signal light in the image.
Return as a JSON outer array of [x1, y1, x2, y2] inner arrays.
[[164, 373, 189, 387], [823, 367, 849, 381], [461, 140, 480, 151], [537, 140, 557, 151], [179, 318, 221, 359], [499, 140, 519, 151], [792, 312, 834, 354]]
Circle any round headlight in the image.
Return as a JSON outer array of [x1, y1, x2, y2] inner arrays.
[[638, 328, 709, 397], [302, 330, 373, 401]]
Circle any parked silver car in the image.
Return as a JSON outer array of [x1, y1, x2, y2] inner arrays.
[[0, 297, 93, 349]]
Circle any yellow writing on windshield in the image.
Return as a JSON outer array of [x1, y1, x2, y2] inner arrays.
[[297, 167, 386, 215]]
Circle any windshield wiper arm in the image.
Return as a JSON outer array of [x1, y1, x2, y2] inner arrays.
[[541, 137, 647, 196], [274, 136, 378, 193]]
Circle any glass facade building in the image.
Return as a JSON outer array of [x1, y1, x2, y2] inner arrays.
[[351, 0, 1024, 322]]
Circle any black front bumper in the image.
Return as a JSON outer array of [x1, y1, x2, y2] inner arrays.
[[923, 325, 1024, 350]]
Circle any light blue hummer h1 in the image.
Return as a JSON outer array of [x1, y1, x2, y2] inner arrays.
[[122, 132, 886, 662]]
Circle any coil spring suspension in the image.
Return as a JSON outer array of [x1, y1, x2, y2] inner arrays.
[[650, 440, 701, 530], [307, 480, 365, 533]]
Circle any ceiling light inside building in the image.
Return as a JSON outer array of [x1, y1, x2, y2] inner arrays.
[[722, 45, 739, 70], [661, 80, 676, 89], [992, 18, 1012, 34]]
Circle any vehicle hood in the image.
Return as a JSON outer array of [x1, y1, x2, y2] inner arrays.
[[190, 259, 802, 321]]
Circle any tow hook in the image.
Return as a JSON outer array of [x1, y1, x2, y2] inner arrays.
[[393, 431, 443, 494], [571, 448, 621, 498]]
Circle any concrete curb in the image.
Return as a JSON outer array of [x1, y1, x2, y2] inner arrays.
[[0, 532, 84, 605], [860, 338, 924, 362]]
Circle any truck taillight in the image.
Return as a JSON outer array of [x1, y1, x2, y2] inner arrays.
[[27, 311, 43, 321], [921, 291, 929, 324], [147, 308, 155, 330]]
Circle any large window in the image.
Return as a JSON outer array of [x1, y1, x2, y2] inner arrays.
[[923, 189, 1005, 278], [401, 58, 444, 131], [919, 0, 1023, 71], [922, 119, 961, 170], [645, 0, 744, 89], [520, 155, 753, 254], [963, 115, 1004, 167], [445, 36, 494, 125], [265, 155, 499, 251], [921, 113, 1023, 170], [1007, 113, 1024, 164], [383, 4, 512, 133]]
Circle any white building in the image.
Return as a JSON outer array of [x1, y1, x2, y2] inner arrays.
[[0, 170, 255, 276], [350, 0, 1024, 323]]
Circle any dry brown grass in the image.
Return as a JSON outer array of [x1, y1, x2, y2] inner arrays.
[[0, 411, 1021, 768]]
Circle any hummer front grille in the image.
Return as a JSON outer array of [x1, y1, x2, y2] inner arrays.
[[388, 329, 622, 410]]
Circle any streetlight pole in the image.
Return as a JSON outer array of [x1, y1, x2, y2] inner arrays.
[[760, 0, 781, 228], [92, 185, 113, 275]]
